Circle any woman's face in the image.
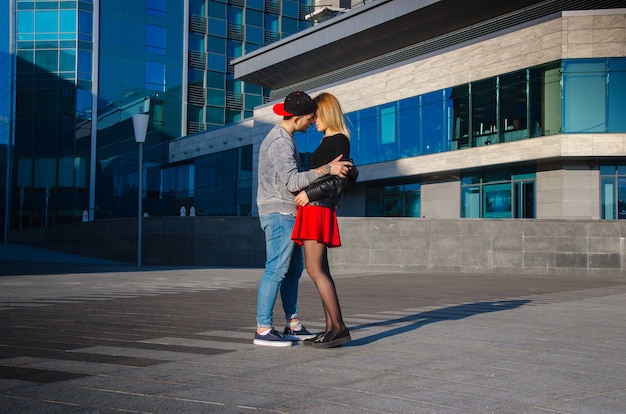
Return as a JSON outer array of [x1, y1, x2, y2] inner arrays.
[[314, 114, 327, 133]]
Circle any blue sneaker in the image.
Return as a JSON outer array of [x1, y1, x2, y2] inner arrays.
[[283, 326, 316, 341], [253, 329, 294, 347]]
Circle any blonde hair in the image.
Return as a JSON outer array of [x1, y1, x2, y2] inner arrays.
[[313, 92, 350, 139]]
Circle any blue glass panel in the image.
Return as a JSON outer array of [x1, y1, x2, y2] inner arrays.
[[357, 107, 377, 165], [36, 50, 58, 72], [147, 0, 167, 18], [619, 177, 626, 219], [483, 183, 511, 218], [145, 61, 165, 91], [146, 25, 166, 55], [265, 14, 278, 31], [207, 71, 225, 89], [36, 11, 58, 33], [208, 36, 225, 54], [59, 49, 76, 72], [60, 10, 76, 33], [601, 177, 616, 219], [281, 17, 297, 36], [207, 90, 225, 106], [245, 94, 262, 111], [246, 26, 263, 44], [563, 59, 606, 133], [77, 49, 91, 74], [608, 58, 626, 132], [206, 106, 224, 124], [246, 9, 263, 27], [398, 96, 420, 158], [207, 53, 226, 72], [404, 183, 421, 217], [208, 1, 226, 19], [378, 104, 397, 162], [247, 0, 264, 11], [208, 18, 227, 37], [17, 11, 35, 34], [420, 91, 444, 154], [282, 0, 299, 18], [78, 10, 92, 36]]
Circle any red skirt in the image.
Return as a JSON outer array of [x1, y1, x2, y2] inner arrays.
[[291, 205, 341, 247]]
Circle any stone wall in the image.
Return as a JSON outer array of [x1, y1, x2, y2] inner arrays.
[[7, 217, 626, 276]]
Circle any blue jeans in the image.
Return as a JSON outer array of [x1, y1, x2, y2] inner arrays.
[[256, 213, 304, 329]]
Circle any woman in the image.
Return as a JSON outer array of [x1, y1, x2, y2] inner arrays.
[[291, 92, 357, 349]]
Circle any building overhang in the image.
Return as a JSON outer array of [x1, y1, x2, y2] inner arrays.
[[233, 0, 542, 94], [232, 0, 626, 99]]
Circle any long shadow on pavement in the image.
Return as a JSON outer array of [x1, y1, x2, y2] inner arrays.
[[344, 299, 530, 346]]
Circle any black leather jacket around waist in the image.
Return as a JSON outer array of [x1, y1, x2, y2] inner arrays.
[[305, 164, 358, 210]]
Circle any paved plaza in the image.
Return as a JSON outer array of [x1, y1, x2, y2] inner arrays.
[[1, 243, 625, 413]]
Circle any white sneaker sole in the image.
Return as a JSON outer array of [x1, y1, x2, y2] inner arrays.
[[253, 338, 294, 347], [282, 333, 316, 341]]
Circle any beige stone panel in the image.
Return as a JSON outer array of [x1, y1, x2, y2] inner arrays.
[[566, 15, 594, 30], [592, 135, 626, 155], [594, 42, 625, 57], [563, 135, 594, 156], [594, 28, 625, 43], [568, 29, 593, 44], [594, 14, 626, 29], [566, 43, 594, 58]]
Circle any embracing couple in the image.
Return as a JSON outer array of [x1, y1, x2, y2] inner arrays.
[[255, 91, 357, 349]]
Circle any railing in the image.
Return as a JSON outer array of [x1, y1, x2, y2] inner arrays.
[[189, 14, 207, 34], [188, 50, 207, 70]]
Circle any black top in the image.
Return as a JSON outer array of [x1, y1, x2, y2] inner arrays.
[[308, 134, 350, 169]]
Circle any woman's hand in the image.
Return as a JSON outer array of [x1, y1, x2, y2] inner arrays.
[[294, 190, 309, 206]]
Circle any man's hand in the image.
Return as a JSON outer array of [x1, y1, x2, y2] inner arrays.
[[317, 154, 352, 178], [294, 190, 309, 206]]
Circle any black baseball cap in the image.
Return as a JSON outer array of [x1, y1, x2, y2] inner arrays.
[[272, 91, 317, 116]]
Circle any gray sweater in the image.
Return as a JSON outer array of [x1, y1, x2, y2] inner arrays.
[[257, 124, 318, 216]]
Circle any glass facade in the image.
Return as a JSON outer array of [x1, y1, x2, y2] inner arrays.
[[600, 164, 626, 220], [461, 170, 535, 219], [299, 59, 626, 169], [296, 58, 625, 219], [188, 0, 313, 131], [3, 0, 312, 232]]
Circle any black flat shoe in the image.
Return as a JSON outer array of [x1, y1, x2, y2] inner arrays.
[[311, 328, 350, 349], [303, 331, 326, 346]]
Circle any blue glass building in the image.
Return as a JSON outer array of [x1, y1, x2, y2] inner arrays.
[[0, 0, 313, 237]]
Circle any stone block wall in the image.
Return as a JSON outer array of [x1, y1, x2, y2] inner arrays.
[[331, 218, 626, 276], [7, 217, 626, 276]]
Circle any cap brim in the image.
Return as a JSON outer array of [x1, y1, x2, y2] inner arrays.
[[273, 103, 293, 117]]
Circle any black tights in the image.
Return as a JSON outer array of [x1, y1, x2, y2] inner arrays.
[[303, 240, 346, 334]]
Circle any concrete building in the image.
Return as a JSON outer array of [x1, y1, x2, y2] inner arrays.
[[173, 0, 626, 222]]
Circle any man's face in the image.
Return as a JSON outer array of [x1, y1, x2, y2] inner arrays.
[[294, 113, 316, 132]]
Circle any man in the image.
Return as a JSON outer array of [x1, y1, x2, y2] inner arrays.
[[255, 91, 351, 346]]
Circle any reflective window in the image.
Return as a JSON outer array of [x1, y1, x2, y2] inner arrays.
[[398, 96, 419, 158], [461, 170, 535, 218], [36, 11, 58, 34], [600, 164, 626, 220], [147, 0, 167, 18], [563, 59, 606, 133], [608, 59, 626, 132], [282, 1, 299, 18], [344, 58, 626, 168], [145, 61, 165, 91], [365, 183, 421, 217], [378, 103, 397, 162], [146, 25, 166, 55], [499, 70, 528, 142], [194, 146, 252, 216]]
